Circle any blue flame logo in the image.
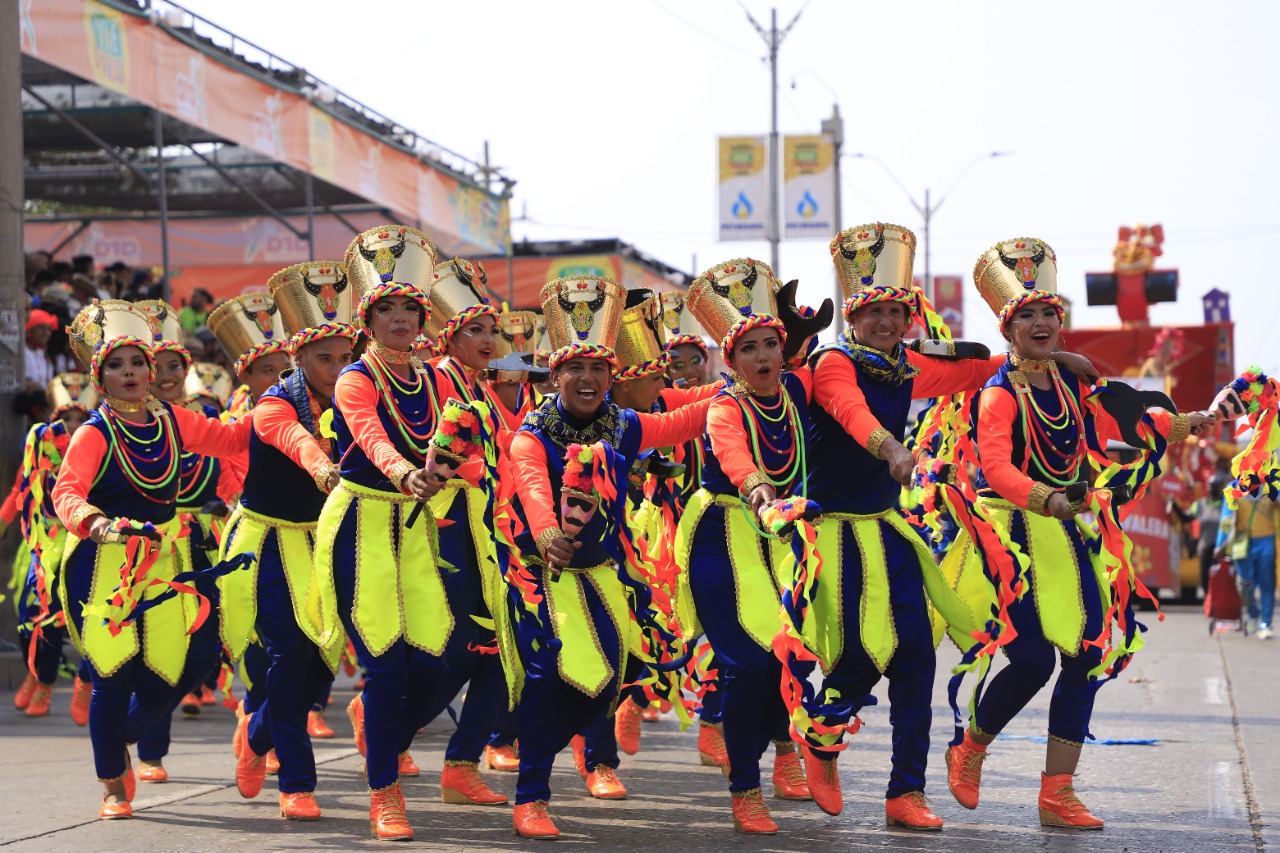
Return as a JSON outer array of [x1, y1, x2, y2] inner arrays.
[[797, 190, 818, 219], [731, 192, 753, 220]]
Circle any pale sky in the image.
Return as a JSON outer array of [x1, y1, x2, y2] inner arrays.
[[184, 0, 1280, 375]]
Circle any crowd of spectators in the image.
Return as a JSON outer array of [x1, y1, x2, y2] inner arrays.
[[17, 251, 236, 424]]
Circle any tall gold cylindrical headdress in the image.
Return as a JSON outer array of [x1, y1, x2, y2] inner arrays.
[[267, 261, 359, 352], [135, 299, 191, 367], [493, 309, 540, 383], [68, 299, 157, 370], [972, 237, 1060, 329], [686, 258, 782, 352], [343, 225, 437, 328], [184, 362, 234, 410], [614, 290, 669, 380], [46, 372, 99, 416], [425, 257, 499, 346], [539, 276, 625, 368], [531, 310, 550, 356], [207, 291, 291, 376], [659, 291, 707, 353], [829, 222, 923, 320]]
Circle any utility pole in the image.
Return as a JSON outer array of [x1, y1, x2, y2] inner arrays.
[[743, 5, 803, 274], [821, 103, 844, 332]]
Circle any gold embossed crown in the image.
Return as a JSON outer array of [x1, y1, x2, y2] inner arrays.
[[343, 225, 438, 328], [659, 291, 707, 353], [68, 299, 157, 371], [615, 289, 668, 379], [47, 372, 99, 416], [829, 222, 923, 320], [686, 258, 781, 351], [207, 291, 290, 376], [972, 237, 1060, 329], [268, 261, 356, 337], [135, 299, 192, 369], [531, 310, 550, 356], [426, 257, 499, 346], [539, 276, 625, 369], [184, 362, 234, 410], [493, 309, 540, 383]]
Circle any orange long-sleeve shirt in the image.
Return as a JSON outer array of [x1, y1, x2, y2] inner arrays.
[[704, 368, 814, 494], [253, 395, 333, 481], [332, 368, 420, 491]]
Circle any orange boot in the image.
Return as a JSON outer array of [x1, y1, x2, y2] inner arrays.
[[945, 731, 988, 810], [234, 713, 267, 798], [180, 692, 201, 718], [512, 799, 558, 835], [307, 709, 335, 739], [570, 734, 587, 779], [398, 751, 421, 777], [122, 752, 137, 802], [441, 760, 509, 805], [698, 722, 727, 767], [484, 743, 519, 772], [513, 800, 559, 838], [136, 759, 168, 783], [771, 748, 811, 800], [232, 710, 246, 758], [99, 776, 132, 821], [585, 765, 627, 799], [25, 683, 52, 717], [1038, 773, 1104, 829], [13, 673, 36, 710], [265, 749, 280, 775], [279, 791, 322, 820], [886, 791, 944, 830], [802, 745, 843, 815], [70, 676, 92, 726], [614, 697, 643, 755], [200, 685, 217, 706], [731, 788, 777, 834], [641, 704, 660, 722], [369, 781, 413, 840], [347, 694, 367, 757]]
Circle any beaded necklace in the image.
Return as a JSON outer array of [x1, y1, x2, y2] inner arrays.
[[1011, 361, 1085, 486], [179, 452, 217, 503], [363, 347, 438, 459], [439, 357, 500, 435], [730, 382, 807, 496], [101, 403, 179, 503]]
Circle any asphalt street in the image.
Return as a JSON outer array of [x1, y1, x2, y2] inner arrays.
[[0, 607, 1273, 853]]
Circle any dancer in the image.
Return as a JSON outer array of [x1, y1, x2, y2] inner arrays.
[[52, 300, 253, 819]]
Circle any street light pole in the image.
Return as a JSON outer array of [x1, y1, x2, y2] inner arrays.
[[821, 104, 844, 333]]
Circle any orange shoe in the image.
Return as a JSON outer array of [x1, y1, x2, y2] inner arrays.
[[307, 709, 335, 739], [232, 711, 246, 759], [369, 782, 413, 840], [641, 704, 660, 722], [614, 698, 643, 756], [25, 683, 52, 717], [513, 800, 559, 838], [13, 673, 36, 710], [70, 676, 92, 727], [100, 793, 133, 820], [441, 761, 509, 805], [802, 745, 843, 815], [886, 791, 944, 830], [731, 788, 777, 834], [137, 760, 168, 783], [771, 749, 811, 800], [398, 751, 421, 777], [200, 685, 217, 706], [570, 734, 587, 779], [122, 752, 137, 802], [945, 731, 988, 810], [234, 713, 267, 798], [585, 765, 627, 799], [279, 791, 322, 820], [698, 722, 728, 767], [347, 694, 367, 757], [1038, 773, 1104, 829], [484, 743, 519, 772], [180, 692, 201, 718], [265, 749, 280, 775]]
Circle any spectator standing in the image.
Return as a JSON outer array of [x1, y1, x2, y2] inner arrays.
[[23, 309, 57, 392], [179, 288, 214, 332], [1216, 492, 1280, 639]]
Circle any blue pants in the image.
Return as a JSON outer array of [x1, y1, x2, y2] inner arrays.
[[66, 549, 221, 780], [811, 524, 935, 798], [408, 500, 506, 763], [1237, 535, 1277, 628], [514, 573, 621, 804], [973, 513, 1104, 744], [488, 708, 518, 749], [698, 646, 724, 726], [246, 533, 334, 793], [312, 682, 332, 713], [688, 506, 793, 794], [332, 506, 443, 790], [576, 655, 644, 773]]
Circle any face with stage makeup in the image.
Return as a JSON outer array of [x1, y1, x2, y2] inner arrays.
[[666, 343, 708, 387], [151, 351, 188, 403], [99, 346, 150, 404], [726, 327, 783, 395], [1003, 301, 1062, 361], [446, 314, 498, 372], [368, 295, 426, 351]]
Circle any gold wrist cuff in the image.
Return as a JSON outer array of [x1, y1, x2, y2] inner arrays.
[[69, 505, 105, 535], [536, 527, 568, 559], [387, 460, 415, 492], [1167, 413, 1191, 444], [314, 463, 337, 494], [866, 427, 892, 459], [740, 472, 770, 497], [1027, 482, 1055, 517]]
